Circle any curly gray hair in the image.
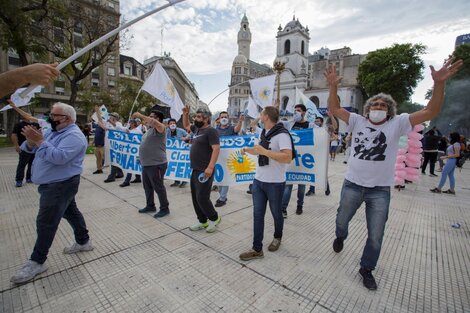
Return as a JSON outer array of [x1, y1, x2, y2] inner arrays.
[[363, 93, 397, 119], [53, 102, 77, 122]]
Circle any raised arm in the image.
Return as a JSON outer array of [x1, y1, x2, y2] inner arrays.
[[94, 106, 108, 130], [0, 63, 59, 98], [234, 114, 245, 133], [132, 112, 165, 133], [8, 101, 38, 123], [409, 58, 463, 126], [182, 105, 191, 132], [324, 64, 350, 124]]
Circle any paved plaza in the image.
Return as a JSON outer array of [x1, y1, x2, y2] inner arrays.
[[0, 147, 469, 313]]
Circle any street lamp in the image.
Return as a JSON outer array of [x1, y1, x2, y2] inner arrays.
[[273, 57, 287, 105]]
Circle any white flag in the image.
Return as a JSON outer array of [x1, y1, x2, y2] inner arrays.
[[0, 86, 42, 112], [91, 105, 109, 122], [142, 62, 184, 119], [244, 96, 260, 119], [249, 74, 276, 108], [295, 87, 323, 122]]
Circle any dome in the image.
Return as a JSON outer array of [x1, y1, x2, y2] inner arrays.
[[241, 13, 248, 23], [283, 16, 305, 32], [233, 54, 248, 64]]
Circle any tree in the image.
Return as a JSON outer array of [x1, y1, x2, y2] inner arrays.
[[358, 43, 426, 106], [116, 79, 155, 120], [430, 44, 470, 137], [396, 101, 424, 115]]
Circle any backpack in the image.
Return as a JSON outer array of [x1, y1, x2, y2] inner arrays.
[[454, 145, 465, 168]]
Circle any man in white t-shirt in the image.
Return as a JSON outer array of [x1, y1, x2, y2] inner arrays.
[[325, 58, 462, 290], [239, 106, 295, 261]]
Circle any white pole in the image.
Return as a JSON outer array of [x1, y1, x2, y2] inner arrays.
[[20, 0, 186, 98], [127, 87, 143, 123]]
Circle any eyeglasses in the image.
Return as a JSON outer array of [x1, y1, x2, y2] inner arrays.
[[49, 113, 67, 118]]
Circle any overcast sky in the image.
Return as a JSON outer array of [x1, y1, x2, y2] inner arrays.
[[120, 0, 470, 112]]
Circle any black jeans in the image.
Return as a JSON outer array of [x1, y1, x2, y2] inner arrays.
[[421, 152, 438, 174], [124, 173, 141, 184], [31, 175, 90, 264], [142, 164, 169, 211], [16, 151, 35, 182], [107, 165, 123, 180], [190, 169, 218, 223]]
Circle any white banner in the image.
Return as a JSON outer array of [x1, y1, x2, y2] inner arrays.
[[142, 62, 184, 120], [249, 74, 276, 108], [106, 128, 329, 188], [244, 96, 260, 119]]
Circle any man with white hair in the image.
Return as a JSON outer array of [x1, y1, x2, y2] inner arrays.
[[10, 102, 93, 284], [325, 57, 463, 290]]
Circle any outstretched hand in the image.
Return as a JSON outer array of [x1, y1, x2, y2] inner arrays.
[[431, 58, 463, 83], [323, 64, 342, 86]]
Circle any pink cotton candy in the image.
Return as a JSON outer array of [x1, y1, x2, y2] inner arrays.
[[406, 154, 421, 163], [414, 124, 425, 132], [398, 148, 407, 155], [395, 163, 406, 170], [395, 177, 405, 185], [396, 155, 406, 162], [405, 160, 421, 168], [408, 132, 423, 140], [407, 147, 423, 154], [405, 167, 419, 175], [408, 140, 423, 148]]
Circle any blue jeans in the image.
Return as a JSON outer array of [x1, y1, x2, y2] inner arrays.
[[252, 179, 285, 252], [218, 185, 229, 201], [281, 184, 305, 211], [438, 158, 456, 190], [335, 179, 390, 270], [31, 175, 90, 264]]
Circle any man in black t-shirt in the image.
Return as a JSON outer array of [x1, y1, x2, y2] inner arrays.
[[12, 119, 39, 187], [182, 106, 221, 233]]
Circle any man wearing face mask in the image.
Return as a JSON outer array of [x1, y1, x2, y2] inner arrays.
[[11, 102, 93, 284], [280, 104, 317, 217], [183, 106, 222, 233], [167, 118, 189, 187], [214, 111, 244, 207], [325, 58, 463, 290], [132, 110, 170, 219]]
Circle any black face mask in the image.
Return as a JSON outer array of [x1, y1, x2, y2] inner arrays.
[[194, 120, 204, 128], [50, 119, 61, 131]]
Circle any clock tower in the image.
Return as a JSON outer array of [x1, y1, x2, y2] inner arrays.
[[237, 13, 251, 60]]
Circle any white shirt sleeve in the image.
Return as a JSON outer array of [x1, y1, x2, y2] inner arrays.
[[277, 133, 292, 151]]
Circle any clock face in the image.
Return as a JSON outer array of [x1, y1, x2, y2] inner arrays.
[[164, 59, 170, 65]]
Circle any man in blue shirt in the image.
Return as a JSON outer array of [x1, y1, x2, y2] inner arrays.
[[11, 102, 93, 284], [167, 118, 189, 187]]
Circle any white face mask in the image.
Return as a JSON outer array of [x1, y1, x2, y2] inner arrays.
[[220, 118, 229, 126], [368, 110, 387, 123], [293, 111, 302, 122], [169, 124, 177, 130]]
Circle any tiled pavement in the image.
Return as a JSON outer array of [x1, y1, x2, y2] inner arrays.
[[0, 147, 469, 313]]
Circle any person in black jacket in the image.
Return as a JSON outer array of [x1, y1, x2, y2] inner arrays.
[[421, 128, 441, 176]]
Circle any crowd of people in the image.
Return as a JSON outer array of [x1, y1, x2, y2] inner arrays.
[[1, 57, 463, 291]]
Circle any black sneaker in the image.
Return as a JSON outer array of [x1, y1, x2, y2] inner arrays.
[[305, 190, 315, 196], [115, 174, 124, 179], [104, 178, 115, 183], [154, 210, 169, 218], [246, 189, 252, 194], [325, 189, 331, 196], [131, 179, 141, 183], [179, 182, 187, 188], [170, 182, 180, 187], [138, 207, 157, 213], [333, 238, 344, 253], [359, 268, 377, 290], [296, 206, 303, 215], [119, 182, 130, 187], [93, 170, 103, 174], [214, 199, 227, 207]]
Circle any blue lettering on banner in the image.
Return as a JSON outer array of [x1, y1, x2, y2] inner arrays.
[[286, 172, 315, 183], [166, 161, 192, 179], [214, 164, 224, 182], [235, 172, 256, 182], [293, 150, 315, 169], [110, 149, 142, 172], [166, 138, 190, 150], [108, 130, 142, 144], [219, 135, 256, 148]]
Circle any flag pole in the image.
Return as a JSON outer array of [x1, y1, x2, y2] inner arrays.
[[127, 87, 143, 123], [20, 0, 186, 98]]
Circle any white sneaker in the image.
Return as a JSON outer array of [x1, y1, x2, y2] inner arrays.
[[206, 216, 221, 233], [63, 240, 94, 254], [10, 260, 48, 284], [189, 222, 208, 231]]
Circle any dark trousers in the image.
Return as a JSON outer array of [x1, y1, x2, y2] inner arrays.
[[31, 175, 89, 264], [190, 169, 218, 223], [107, 165, 123, 180], [421, 151, 438, 174], [142, 164, 169, 211], [16, 151, 35, 182], [308, 181, 330, 193], [252, 179, 285, 252], [124, 173, 141, 184]]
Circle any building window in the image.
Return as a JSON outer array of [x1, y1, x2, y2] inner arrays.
[[108, 80, 116, 88], [107, 67, 116, 76], [235, 67, 241, 74], [108, 1, 115, 8], [282, 96, 289, 111], [309, 96, 320, 108], [124, 65, 132, 76], [244, 68, 248, 75], [108, 55, 115, 63], [301, 41, 305, 55], [55, 87, 65, 95], [92, 78, 100, 87], [284, 40, 291, 54]]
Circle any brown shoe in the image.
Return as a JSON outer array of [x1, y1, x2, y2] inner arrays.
[[239, 249, 264, 261], [268, 238, 281, 252]]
